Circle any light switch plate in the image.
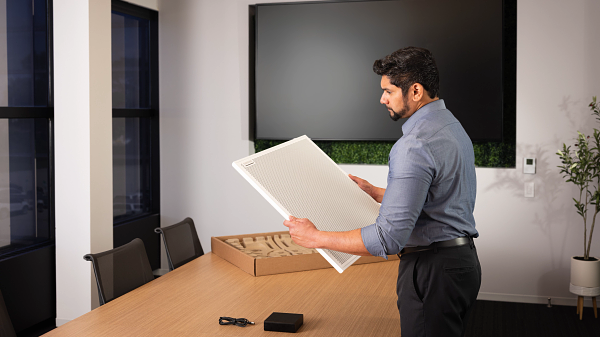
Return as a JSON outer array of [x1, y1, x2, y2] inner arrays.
[[524, 158, 536, 174], [524, 182, 535, 198]]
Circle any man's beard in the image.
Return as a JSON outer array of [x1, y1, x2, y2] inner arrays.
[[388, 96, 410, 121]]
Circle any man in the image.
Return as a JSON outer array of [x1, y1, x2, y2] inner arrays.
[[283, 47, 481, 337]]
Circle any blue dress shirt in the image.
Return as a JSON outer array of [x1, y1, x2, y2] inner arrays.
[[361, 99, 478, 258]]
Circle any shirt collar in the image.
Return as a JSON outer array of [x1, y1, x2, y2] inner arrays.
[[401, 99, 446, 135]]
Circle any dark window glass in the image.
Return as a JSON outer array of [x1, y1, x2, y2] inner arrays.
[[111, 11, 150, 109], [0, 0, 52, 258], [112, 117, 152, 222], [0, 118, 51, 255], [112, 1, 157, 226], [0, 0, 49, 107]]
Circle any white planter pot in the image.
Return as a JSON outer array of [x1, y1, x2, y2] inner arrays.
[[571, 256, 600, 288]]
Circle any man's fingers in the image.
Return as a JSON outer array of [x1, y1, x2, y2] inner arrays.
[[283, 218, 296, 228], [349, 174, 368, 186], [284, 216, 300, 228]]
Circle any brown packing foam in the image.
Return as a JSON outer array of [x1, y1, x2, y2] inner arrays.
[[211, 231, 398, 276]]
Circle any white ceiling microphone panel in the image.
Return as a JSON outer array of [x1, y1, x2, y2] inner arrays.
[[232, 135, 381, 273]]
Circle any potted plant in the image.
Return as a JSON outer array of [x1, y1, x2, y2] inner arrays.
[[557, 96, 600, 288]]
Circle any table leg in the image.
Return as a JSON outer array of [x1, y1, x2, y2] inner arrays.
[[579, 296, 584, 320], [593, 297, 597, 318]]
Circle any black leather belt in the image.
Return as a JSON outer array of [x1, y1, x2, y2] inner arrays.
[[400, 236, 473, 255]]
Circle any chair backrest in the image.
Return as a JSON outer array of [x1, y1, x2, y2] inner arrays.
[[155, 217, 204, 271], [0, 288, 16, 337], [84, 238, 154, 305]]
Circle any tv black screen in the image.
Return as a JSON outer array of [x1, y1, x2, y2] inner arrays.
[[253, 0, 506, 142]]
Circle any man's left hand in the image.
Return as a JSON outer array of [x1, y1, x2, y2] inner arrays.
[[283, 216, 321, 249]]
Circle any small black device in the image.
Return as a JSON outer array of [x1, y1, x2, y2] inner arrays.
[[264, 312, 303, 333]]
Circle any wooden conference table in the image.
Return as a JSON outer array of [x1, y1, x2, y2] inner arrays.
[[44, 253, 401, 336]]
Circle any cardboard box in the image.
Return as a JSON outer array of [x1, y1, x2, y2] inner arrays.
[[211, 231, 398, 276]]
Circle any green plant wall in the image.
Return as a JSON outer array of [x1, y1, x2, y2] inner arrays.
[[255, 139, 515, 167], [473, 141, 515, 168]]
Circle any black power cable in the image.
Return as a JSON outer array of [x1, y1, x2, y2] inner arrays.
[[219, 317, 255, 327]]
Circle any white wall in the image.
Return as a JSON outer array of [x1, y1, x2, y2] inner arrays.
[[158, 0, 600, 306], [123, 0, 158, 11]]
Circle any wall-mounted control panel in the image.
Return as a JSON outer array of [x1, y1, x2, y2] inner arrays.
[[523, 158, 536, 174]]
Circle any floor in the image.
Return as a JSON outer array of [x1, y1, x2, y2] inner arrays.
[[465, 300, 600, 337]]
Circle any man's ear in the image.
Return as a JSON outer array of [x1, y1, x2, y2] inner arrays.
[[411, 83, 424, 102]]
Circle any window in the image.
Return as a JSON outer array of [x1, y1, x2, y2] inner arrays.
[[111, 9, 150, 110], [111, 0, 160, 270], [112, 1, 158, 224], [0, 0, 53, 257], [112, 117, 152, 219]]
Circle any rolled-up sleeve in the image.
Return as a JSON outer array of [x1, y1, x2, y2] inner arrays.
[[361, 136, 435, 257]]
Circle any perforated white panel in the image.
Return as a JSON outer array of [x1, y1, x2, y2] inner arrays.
[[233, 135, 381, 273]]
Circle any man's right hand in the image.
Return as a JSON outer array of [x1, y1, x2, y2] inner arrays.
[[348, 174, 385, 203]]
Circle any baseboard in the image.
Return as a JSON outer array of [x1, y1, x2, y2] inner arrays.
[[478, 292, 596, 307], [56, 318, 70, 327]]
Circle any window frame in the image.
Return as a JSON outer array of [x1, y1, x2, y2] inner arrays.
[[111, 0, 160, 227]]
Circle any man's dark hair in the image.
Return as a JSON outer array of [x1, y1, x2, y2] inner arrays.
[[373, 47, 439, 99]]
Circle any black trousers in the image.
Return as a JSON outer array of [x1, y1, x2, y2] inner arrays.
[[397, 242, 481, 337]]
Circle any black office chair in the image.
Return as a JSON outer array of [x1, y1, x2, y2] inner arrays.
[[155, 217, 204, 271], [84, 238, 154, 305], [0, 288, 16, 337]]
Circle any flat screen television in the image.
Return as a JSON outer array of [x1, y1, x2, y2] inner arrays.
[[252, 0, 511, 142]]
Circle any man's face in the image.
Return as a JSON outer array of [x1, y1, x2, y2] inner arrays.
[[380, 75, 410, 121]]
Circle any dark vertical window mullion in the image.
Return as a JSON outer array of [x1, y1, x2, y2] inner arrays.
[[46, 0, 54, 241], [48, 116, 54, 241], [46, 0, 53, 108], [149, 10, 159, 214]]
